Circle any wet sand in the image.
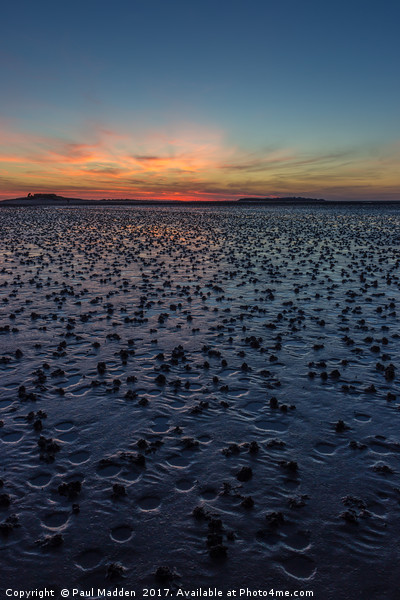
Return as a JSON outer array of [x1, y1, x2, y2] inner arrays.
[[0, 205, 399, 599]]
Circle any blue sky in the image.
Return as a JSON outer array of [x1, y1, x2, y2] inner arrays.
[[1, 0, 399, 200]]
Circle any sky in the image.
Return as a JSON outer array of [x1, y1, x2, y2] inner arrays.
[[0, 0, 399, 201]]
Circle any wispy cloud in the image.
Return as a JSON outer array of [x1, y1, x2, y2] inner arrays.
[[0, 120, 399, 200]]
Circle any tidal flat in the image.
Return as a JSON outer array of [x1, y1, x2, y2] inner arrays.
[[0, 205, 399, 599]]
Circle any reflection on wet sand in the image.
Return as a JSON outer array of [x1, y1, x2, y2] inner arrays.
[[0, 205, 399, 598]]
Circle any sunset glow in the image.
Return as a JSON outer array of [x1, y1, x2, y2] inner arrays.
[[1, 1, 399, 201]]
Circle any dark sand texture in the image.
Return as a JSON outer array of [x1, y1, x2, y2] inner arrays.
[[0, 205, 399, 599]]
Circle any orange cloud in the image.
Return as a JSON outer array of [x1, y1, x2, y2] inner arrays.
[[0, 120, 399, 201]]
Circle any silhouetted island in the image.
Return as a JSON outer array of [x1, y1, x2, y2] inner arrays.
[[238, 196, 326, 204], [1, 193, 399, 207]]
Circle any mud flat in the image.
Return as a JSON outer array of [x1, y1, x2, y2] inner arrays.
[[0, 205, 399, 599]]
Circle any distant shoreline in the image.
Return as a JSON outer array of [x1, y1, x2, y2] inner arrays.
[[1, 194, 400, 207]]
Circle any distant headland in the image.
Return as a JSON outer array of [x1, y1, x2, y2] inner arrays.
[[238, 196, 326, 204], [1, 193, 399, 207]]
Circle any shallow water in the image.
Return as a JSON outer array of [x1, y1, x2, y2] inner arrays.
[[0, 205, 399, 599]]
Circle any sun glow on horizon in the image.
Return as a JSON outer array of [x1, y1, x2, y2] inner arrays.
[[1, 1, 399, 202], [1, 122, 400, 202]]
